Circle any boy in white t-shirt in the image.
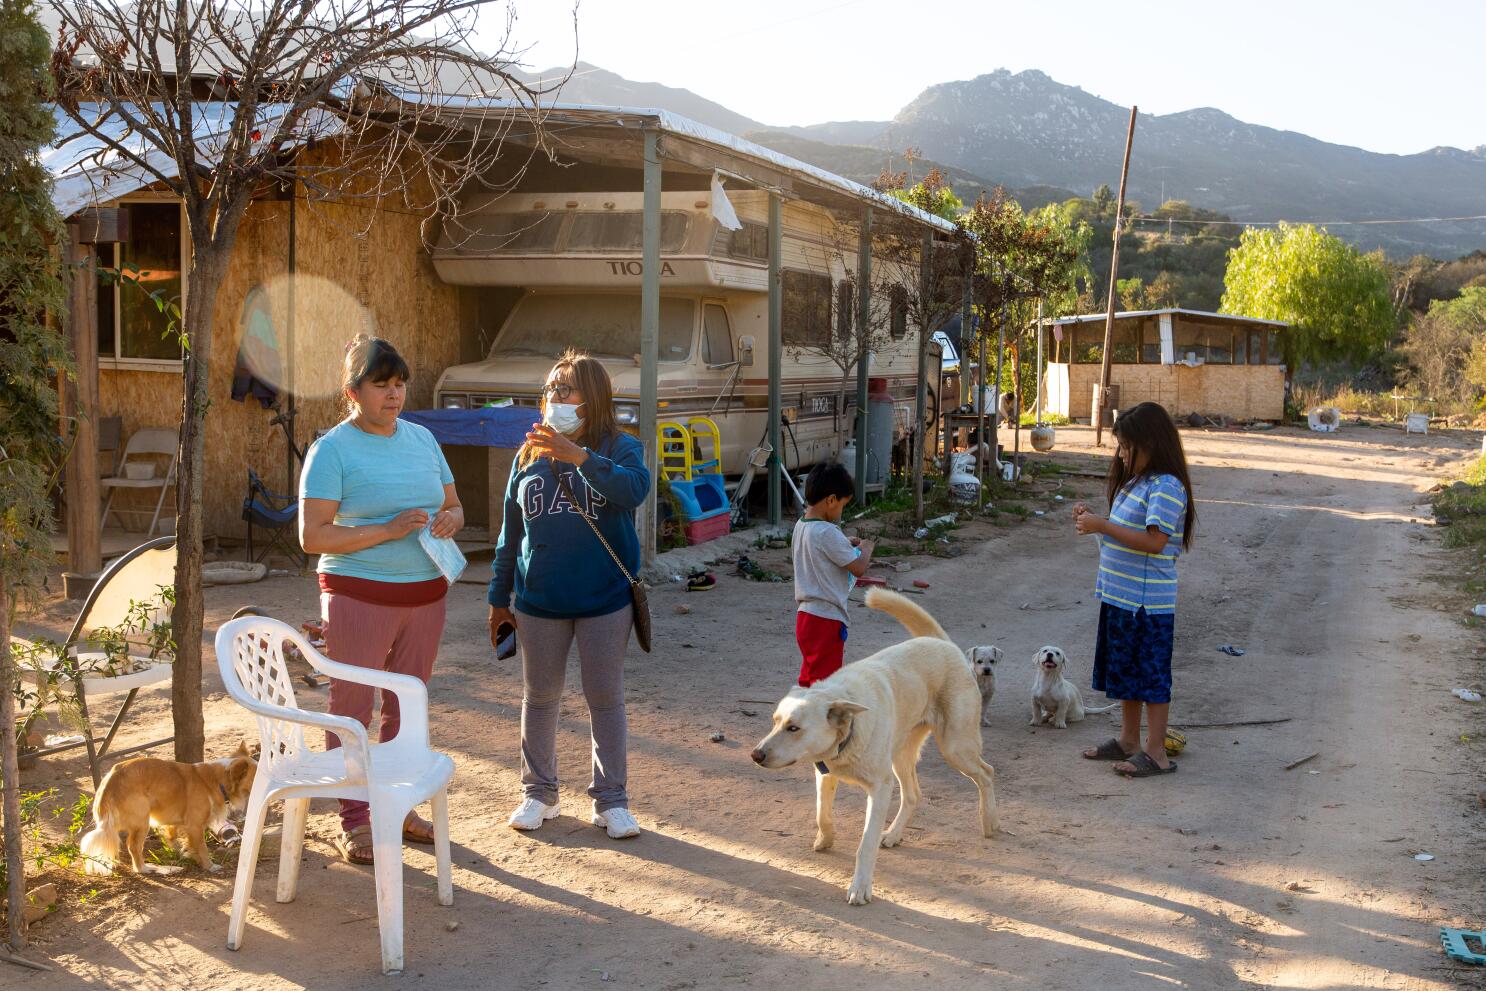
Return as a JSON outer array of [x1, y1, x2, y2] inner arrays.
[[792, 463, 874, 686]]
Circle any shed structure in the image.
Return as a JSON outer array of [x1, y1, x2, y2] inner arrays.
[[1044, 309, 1288, 423]]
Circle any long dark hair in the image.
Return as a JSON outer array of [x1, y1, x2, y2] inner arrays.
[[518, 349, 619, 469], [1106, 402, 1196, 549]]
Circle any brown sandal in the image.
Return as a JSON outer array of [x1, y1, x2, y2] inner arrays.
[[1083, 738, 1135, 761], [402, 813, 435, 846], [336, 825, 375, 865]]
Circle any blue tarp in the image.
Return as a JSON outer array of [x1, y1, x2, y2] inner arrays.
[[400, 407, 539, 448]]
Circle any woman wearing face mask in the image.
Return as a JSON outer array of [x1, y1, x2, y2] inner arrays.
[[300, 335, 463, 864], [488, 349, 651, 839]]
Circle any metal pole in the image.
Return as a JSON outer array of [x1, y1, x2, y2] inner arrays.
[[767, 192, 783, 526], [854, 208, 872, 505], [976, 301, 987, 509], [1035, 298, 1044, 422], [913, 228, 932, 524], [638, 129, 661, 565], [286, 177, 297, 488], [993, 301, 1005, 479], [1096, 105, 1138, 447]]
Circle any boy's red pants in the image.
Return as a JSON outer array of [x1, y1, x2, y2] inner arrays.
[[796, 611, 847, 687]]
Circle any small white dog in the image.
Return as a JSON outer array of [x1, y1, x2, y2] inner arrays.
[[967, 645, 1002, 725], [752, 590, 998, 905], [1029, 645, 1116, 729]]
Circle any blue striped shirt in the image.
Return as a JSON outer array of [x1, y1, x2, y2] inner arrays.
[[1094, 473, 1188, 615]]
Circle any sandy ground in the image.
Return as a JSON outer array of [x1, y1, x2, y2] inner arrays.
[[13, 424, 1486, 990]]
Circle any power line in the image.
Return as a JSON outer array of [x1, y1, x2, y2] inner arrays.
[[1127, 213, 1486, 228]]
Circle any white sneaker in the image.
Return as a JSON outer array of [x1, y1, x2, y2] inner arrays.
[[591, 807, 641, 839], [507, 798, 559, 831]]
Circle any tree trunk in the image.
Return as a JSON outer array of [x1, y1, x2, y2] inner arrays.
[[1, 582, 25, 951], [170, 241, 231, 763]]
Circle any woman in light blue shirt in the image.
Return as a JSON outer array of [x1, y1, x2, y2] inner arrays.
[[299, 335, 463, 864]]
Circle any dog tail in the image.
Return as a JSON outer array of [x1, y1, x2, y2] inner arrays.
[[1084, 700, 1119, 713], [865, 587, 950, 642], [80, 773, 122, 876]]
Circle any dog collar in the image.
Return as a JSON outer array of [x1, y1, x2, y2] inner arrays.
[[814, 724, 856, 775], [219, 783, 230, 804]]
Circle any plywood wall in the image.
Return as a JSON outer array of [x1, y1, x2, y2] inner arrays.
[[1049, 363, 1284, 422], [97, 155, 468, 541]]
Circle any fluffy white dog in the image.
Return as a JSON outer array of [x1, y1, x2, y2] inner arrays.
[[751, 589, 998, 905], [1029, 645, 1116, 729], [967, 645, 1002, 726]]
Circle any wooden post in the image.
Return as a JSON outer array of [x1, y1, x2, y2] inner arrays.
[[638, 129, 661, 565], [1095, 105, 1138, 447], [63, 224, 102, 590], [853, 208, 872, 505], [767, 191, 783, 525]]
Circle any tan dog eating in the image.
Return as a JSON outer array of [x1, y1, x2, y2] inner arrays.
[[81, 743, 257, 875]]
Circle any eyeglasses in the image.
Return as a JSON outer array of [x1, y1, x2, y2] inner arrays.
[[541, 382, 574, 401]]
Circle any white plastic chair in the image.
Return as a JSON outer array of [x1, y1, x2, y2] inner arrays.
[[214, 616, 454, 975]]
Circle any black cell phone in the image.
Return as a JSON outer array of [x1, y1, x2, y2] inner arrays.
[[496, 623, 517, 660]]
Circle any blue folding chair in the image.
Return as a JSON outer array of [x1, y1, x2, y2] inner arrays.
[[242, 469, 305, 569]]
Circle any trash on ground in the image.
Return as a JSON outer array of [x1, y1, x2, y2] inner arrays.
[[1472, 604, 1486, 618], [1283, 753, 1319, 771], [1451, 688, 1482, 703], [1415, 852, 1436, 862], [926, 513, 957, 529], [913, 579, 931, 589], [446, 920, 460, 932], [1440, 927, 1486, 965], [914, 528, 929, 539], [1284, 880, 1316, 893], [1217, 644, 1246, 656], [42, 733, 85, 748], [894, 562, 912, 573], [709, 732, 725, 743]]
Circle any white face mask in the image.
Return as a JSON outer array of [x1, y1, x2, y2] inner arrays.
[[543, 402, 584, 436]]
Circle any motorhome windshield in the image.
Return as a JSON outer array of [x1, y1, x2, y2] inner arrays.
[[493, 294, 696, 362]]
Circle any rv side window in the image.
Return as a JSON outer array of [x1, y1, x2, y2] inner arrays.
[[702, 304, 734, 365], [782, 270, 832, 347], [836, 280, 854, 340], [729, 223, 769, 261], [889, 284, 908, 339]]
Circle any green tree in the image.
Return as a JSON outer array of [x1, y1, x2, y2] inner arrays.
[[889, 168, 964, 222], [0, 0, 71, 951], [1221, 223, 1394, 366]]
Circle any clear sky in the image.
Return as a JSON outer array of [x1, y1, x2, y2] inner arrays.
[[479, 0, 1483, 156]]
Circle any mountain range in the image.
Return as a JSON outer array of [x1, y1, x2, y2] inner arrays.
[[526, 63, 1486, 258]]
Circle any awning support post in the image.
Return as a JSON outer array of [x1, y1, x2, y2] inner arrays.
[[767, 191, 783, 526], [854, 208, 872, 505], [639, 128, 661, 566]]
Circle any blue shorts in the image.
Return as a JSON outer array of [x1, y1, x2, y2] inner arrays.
[[1092, 602, 1174, 704]]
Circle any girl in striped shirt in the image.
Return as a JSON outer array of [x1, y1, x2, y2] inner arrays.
[[1072, 402, 1196, 778]]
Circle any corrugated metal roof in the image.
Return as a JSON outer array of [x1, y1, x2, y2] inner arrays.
[[44, 102, 338, 216], [1047, 308, 1288, 329], [389, 93, 959, 234]]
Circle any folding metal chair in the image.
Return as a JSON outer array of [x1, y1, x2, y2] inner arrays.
[[100, 427, 179, 536], [18, 536, 177, 786], [242, 468, 305, 569]]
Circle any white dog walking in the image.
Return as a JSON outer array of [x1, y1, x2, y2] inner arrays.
[[751, 589, 998, 905]]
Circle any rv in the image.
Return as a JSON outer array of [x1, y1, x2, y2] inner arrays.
[[432, 188, 940, 479]]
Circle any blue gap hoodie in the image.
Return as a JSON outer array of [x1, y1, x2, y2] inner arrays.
[[488, 432, 650, 619]]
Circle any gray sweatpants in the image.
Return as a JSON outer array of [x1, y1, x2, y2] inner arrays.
[[514, 604, 632, 812]]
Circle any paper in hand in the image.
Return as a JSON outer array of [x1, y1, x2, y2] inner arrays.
[[418, 526, 468, 585]]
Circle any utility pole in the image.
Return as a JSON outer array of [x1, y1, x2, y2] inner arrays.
[[1095, 105, 1138, 448]]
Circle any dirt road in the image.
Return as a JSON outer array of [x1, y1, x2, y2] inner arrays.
[[18, 425, 1486, 989]]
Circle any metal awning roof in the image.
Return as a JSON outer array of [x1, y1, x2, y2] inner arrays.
[[1047, 308, 1288, 328], [388, 93, 960, 234], [44, 102, 340, 216]]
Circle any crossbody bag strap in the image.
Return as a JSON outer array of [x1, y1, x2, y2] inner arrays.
[[554, 466, 638, 585]]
